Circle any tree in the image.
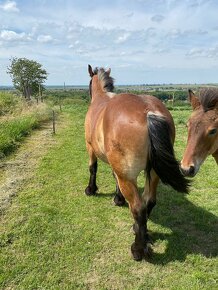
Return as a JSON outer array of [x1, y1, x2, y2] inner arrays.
[[7, 57, 48, 101]]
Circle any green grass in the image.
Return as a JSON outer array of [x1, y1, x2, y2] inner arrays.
[[0, 103, 53, 158], [0, 92, 21, 116], [0, 102, 217, 289]]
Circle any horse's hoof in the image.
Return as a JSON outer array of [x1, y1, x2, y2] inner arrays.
[[146, 232, 154, 245], [114, 194, 125, 206], [131, 242, 153, 261], [85, 186, 97, 196], [143, 244, 153, 260], [131, 242, 144, 261]]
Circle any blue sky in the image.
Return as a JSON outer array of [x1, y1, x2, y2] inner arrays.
[[1, 0, 218, 85]]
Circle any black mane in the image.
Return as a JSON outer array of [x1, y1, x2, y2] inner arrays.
[[93, 67, 114, 92], [199, 88, 218, 112]]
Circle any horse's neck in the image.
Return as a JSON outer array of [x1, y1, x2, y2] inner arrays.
[[91, 95, 109, 108], [91, 83, 108, 103]]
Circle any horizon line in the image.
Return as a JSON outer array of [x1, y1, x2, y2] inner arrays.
[[1, 82, 218, 88]]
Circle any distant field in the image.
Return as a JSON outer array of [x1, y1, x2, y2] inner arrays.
[[1, 82, 218, 91], [0, 101, 217, 289]]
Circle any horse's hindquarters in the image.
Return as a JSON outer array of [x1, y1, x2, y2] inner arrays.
[[104, 119, 149, 180]]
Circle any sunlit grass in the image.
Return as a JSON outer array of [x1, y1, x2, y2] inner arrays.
[[0, 92, 53, 157], [0, 102, 217, 289]]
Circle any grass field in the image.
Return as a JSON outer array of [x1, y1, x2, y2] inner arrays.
[[0, 101, 217, 289], [0, 92, 53, 158]]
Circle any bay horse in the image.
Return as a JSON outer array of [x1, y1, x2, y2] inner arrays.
[[180, 88, 218, 177], [85, 65, 189, 261]]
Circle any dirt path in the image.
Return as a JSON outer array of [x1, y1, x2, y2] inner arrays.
[[0, 122, 58, 214]]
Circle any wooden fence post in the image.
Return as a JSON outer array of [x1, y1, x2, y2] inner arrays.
[[52, 110, 56, 134], [59, 97, 62, 112]]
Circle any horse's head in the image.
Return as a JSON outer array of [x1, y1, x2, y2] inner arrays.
[[88, 65, 114, 100], [180, 88, 218, 177]]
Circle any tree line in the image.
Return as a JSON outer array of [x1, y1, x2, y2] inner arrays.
[[5, 57, 191, 103]]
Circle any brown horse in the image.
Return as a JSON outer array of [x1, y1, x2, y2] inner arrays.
[[180, 88, 218, 177], [85, 65, 189, 261]]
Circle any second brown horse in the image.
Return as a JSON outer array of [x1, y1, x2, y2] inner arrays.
[[180, 88, 218, 177], [85, 65, 189, 261]]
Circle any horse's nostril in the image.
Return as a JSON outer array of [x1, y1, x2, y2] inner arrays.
[[189, 165, 195, 175]]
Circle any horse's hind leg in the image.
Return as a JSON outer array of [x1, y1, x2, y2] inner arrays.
[[143, 169, 159, 218], [113, 172, 125, 206], [116, 176, 152, 261], [85, 144, 98, 196]]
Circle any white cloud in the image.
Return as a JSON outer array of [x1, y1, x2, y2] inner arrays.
[[115, 33, 131, 44], [0, 30, 30, 41], [37, 35, 53, 43], [0, 0, 19, 12], [207, 47, 218, 58], [68, 40, 80, 49], [186, 46, 218, 58]]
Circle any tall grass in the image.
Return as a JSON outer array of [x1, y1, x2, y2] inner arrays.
[[0, 92, 52, 158], [0, 92, 21, 116], [0, 111, 51, 157]]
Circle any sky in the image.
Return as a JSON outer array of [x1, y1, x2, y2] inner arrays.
[[1, 0, 218, 85]]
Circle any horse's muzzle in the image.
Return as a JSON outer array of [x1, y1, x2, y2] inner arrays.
[[180, 164, 196, 177]]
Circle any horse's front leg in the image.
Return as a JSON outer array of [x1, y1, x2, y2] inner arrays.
[[116, 177, 152, 261], [85, 144, 98, 196]]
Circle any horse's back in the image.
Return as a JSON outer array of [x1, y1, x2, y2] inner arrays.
[[104, 93, 174, 134]]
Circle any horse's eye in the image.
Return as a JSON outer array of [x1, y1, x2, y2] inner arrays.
[[208, 128, 217, 135]]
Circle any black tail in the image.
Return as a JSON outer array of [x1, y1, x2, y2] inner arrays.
[[146, 113, 190, 193]]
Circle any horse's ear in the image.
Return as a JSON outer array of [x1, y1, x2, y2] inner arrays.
[[88, 64, 94, 77], [106, 68, 111, 75], [188, 89, 200, 110]]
